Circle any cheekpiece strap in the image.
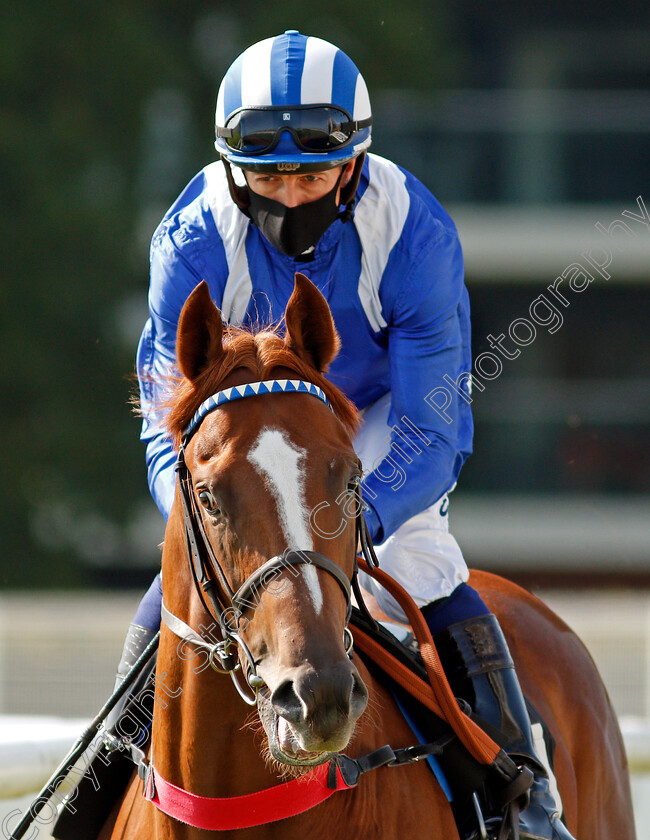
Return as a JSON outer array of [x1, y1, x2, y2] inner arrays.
[[183, 379, 332, 442]]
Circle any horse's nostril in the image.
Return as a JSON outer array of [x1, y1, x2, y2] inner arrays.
[[270, 680, 303, 724], [350, 671, 369, 716], [270, 664, 368, 742]]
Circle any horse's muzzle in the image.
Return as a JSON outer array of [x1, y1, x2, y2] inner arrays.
[[268, 660, 368, 758]]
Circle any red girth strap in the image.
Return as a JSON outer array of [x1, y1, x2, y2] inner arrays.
[[143, 761, 351, 830]]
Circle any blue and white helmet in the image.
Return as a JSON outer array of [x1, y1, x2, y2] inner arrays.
[[215, 30, 372, 171]]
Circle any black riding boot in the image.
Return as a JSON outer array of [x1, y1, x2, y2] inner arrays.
[[103, 622, 157, 740], [52, 623, 157, 840], [431, 614, 576, 840]]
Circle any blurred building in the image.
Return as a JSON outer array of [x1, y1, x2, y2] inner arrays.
[[369, 4, 650, 585]]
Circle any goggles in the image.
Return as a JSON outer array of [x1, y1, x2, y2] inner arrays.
[[217, 104, 372, 155]]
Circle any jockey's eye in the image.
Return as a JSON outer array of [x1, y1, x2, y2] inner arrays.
[[197, 489, 221, 515]]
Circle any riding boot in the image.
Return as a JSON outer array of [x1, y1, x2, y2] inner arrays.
[[429, 612, 576, 840], [52, 623, 158, 840], [103, 622, 157, 743]]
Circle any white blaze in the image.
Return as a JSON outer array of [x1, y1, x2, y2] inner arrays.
[[248, 429, 322, 613]]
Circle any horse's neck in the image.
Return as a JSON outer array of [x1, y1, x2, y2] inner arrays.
[[151, 620, 275, 798], [154, 525, 275, 798]]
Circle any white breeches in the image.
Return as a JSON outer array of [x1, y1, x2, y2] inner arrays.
[[354, 392, 469, 623]]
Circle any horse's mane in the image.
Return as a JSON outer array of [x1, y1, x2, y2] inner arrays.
[[164, 325, 360, 447]]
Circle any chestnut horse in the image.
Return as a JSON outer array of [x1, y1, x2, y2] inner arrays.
[[101, 275, 634, 839]]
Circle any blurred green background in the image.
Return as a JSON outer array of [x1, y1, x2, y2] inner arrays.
[[1, 0, 648, 589]]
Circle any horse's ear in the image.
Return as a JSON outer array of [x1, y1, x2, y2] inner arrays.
[[284, 273, 341, 372], [176, 281, 225, 382]]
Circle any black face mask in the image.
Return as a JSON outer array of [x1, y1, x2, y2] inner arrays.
[[246, 170, 345, 258]]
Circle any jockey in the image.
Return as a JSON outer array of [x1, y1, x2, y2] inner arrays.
[[123, 31, 572, 840]]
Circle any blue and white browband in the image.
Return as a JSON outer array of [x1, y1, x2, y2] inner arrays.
[[183, 379, 332, 442]]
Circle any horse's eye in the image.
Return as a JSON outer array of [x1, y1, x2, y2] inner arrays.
[[347, 473, 362, 491], [197, 489, 220, 514]]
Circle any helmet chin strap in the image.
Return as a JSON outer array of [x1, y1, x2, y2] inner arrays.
[[220, 153, 367, 222]]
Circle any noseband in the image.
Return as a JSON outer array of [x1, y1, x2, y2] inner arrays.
[[164, 379, 377, 705]]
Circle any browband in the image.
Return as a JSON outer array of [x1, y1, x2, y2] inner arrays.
[[183, 379, 332, 442]]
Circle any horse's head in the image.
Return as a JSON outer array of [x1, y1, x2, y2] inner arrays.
[[164, 274, 369, 767]]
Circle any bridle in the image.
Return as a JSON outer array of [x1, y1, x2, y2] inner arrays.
[[163, 378, 379, 705], [147, 380, 530, 834]]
